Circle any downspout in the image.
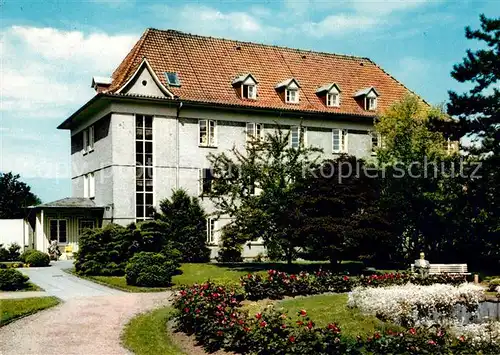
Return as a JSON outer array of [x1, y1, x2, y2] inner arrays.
[[176, 101, 183, 189]]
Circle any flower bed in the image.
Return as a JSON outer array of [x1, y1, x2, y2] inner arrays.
[[241, 269, 468, 301], [347, 283, 484, 327], [173, 282, 500, 354], [242, 270, 352, 300]]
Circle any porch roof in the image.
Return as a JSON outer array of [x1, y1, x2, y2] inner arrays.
[[31, 197, 105, 210]]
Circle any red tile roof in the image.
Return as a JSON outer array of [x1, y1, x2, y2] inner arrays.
[[108, 29, 418, 117]]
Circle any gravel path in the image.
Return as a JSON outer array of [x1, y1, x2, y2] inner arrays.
[[0, 291, 173, 355]]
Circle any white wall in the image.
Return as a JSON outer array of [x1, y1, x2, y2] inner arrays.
[[0, 219, 31, 250]]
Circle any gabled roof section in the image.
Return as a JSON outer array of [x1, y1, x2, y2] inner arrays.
[[32, 197, 103, 209], [275, 78, 301, 90], [316, 83, 341, 94], [232, 73, 258, 86], [116, 58, 175, 98], [354, 87, 379, 97], [105, 29, 421, 117], [91, 76, 112, 88]]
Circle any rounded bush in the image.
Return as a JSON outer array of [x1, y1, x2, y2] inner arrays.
[[488, 278, 500, 292], [25, 251, 50, 267], [0, 269, 29, 291], [19, 249, 37, 263], [125, 251, 179, 287]]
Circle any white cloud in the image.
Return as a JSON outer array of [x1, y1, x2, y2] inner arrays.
[[0, 26, 138, 178], [349, 0, 433, 15], [0, 26, 137, 116], [302, 14, 382, 37], [151, 5, 283, 42]]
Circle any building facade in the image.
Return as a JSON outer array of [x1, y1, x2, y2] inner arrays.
[[50, 29, 417, 258]]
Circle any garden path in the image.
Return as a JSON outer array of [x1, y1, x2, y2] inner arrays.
[[0, 261, 173, 355]]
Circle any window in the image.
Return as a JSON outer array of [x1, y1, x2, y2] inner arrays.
[[89, 173, 95, 198], [82, 130, 88, 154], [286, 89, 299, 103], [367, 97, 377, 111], [199, 120, 217, 147], [290, 126, 304, 148], [136, 114, 154, 220], [79, 220, 95, 236], [83, 173, 95, 198], [332, 129, 348, 153], [165, 72, 181, 86], [243, 85, 257, 99], [88, 126, 94, 151], [207, 218, 216, 244], [82, 126, 95, 154], [50, 219, 67, 244], [371, 132, 382, 154], [199, 168, 214, 195], [327, 93, 340, 107], [246, 122, 263, 142]]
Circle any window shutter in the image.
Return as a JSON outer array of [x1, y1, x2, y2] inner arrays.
[[82, 130, 88, 154], [89, 126, 94, 151]]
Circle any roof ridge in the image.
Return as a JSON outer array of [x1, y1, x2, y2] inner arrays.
[[147, 28, 372, 62]]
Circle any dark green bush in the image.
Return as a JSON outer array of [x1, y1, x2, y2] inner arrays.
[[25, 250, 50, 267], [125, 251, 179, 287], [0, 243, 21, 261], [75, 222, 170, 276], [0, 268, 29, 290], [216, 224, 244, 263], [155, 189, 211, 263], [20, 249, 37, 263]]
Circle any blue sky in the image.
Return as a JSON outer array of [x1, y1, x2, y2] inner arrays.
[[1, 0, 497, 202]]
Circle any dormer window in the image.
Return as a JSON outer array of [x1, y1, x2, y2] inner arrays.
[[286, 88, 298, 103], [276, 78, 301, 104], [354, 87, 379, 111], [316, 83, 341, 107], [367, 97, 377, 110], [232, 74, 258, 100], [243, 84, 256, 99]]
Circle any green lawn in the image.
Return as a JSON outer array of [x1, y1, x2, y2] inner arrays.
[[122, 306, 183, 355], [275, 293, 401, 339], [0, 297, 60, 326]]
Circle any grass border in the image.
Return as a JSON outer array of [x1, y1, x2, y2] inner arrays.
[[121, 306, 183, 355], [0, 296, 60, 327], [63, 269, 170, 293]]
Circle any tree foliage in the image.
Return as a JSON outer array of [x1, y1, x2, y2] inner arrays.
[[155, 189, 210, 263], [208, 126, 322, 263], [0, 172, 41, 219]]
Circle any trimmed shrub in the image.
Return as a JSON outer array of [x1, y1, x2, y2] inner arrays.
[[0, 243, 21, 261], [155, 189, 211, 263], [0, 268, 29, 290], [488, 278, 500, 292], [75, 222, 169, 276], [125, 251, 180, 287], [20, 249, 37, 263], [25, 250, 50, 267], [216, 224, 244, 263]]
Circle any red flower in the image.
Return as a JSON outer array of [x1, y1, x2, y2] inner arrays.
[[289, 336, 295, 343], [409, 328, 417, 335], [184, 307, 190, 313], [255, 313, 262, 319], [260, 321, 267, 327], [195, 309, 200, 314], [458, 335, 465, 342], [343, 275, 349, 281], [428, 340, 436, 345], [299, 309, 307, 316], [244, 326, 251, 332], [281, 324, 287, 329], [374, 332, 381, 339], [307, 320, 314, 329], [296, 320, 304, 326], [217, 330, 223, 337]]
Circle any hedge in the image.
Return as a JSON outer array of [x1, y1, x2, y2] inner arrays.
[[0, 269, 29, 291], [125, 251, 180, 287], [25, 251, 50, 267]]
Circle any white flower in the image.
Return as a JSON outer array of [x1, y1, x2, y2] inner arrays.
[[348, 283, 484, 327]]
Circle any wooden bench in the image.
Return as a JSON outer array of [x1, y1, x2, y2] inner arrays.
[[410, 263, 471, 275]]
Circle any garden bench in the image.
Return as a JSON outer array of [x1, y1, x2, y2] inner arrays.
[[410, 263, 471, 275]]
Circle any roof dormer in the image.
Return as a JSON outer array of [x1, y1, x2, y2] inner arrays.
[[354, 87, 379, 111], [91, 76, 112, 93], [275, 78, 301, 104], [316, 83, 341, 107], [232, 73, 258, 100]]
